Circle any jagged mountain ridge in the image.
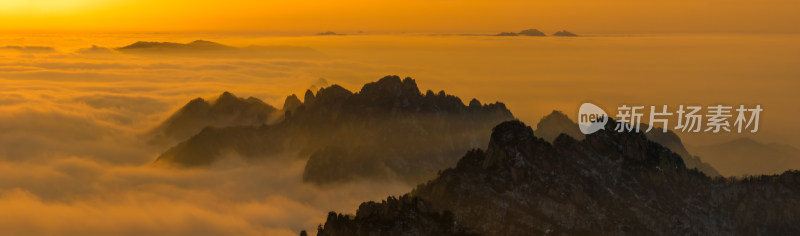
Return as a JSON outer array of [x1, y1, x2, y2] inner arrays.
[[146, 91, 279, 146], [155, 75, 514, 184], [535, 110, 720, 176], [318, 120, 800, 235]]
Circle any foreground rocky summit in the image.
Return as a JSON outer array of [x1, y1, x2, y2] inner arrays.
[[318, 120, 800, 235], [155, 75, 513, 184]]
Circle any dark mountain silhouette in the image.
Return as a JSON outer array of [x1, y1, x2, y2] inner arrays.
[[643, 125, 720, 176], [117, 40, 234, 52], [1, 45, 56, 53], [318, 120, 800, 235], [552, 30, 579, 37], [534, 110, 720, 176], [518, 29, 546, 36], [317, 31, 344, 36], [534, 110, 584, 143], [76, 45, 115, 54], [115, 40, 317, 57], [494, 29, 546, 37], [316, 195, 477, 236], [283, 94, 303, 111], [495, 32, 518, 36], [146, 92, 279, 146], [155, 75, 513, 184], [692, 138, 800, 176]]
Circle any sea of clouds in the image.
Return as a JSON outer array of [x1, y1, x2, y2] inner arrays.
[[0, 33, 797, 235]]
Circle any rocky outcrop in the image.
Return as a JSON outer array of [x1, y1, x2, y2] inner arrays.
[[534, 110, 720, 176], [319, 120, 800, 235], [283, 94, 302, 112], [155, 75, 514, 184], [414, 120, 799, 235]]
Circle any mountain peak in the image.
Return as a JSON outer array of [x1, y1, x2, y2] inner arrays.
[[283, 94, 302, 111], [468, 98, 481, 108], [518, 29, 546, 36], [395, 119, 800, 235], [483, 120, 539, 169], [189, 40, 218, 45], [402, 77, 420, 92], [303, 89, 316, 105], [376, 74, 402, 85], [489, 120, 535, 147], [359, 75, 421, 98], [186, 97, 207, 106], [314, 84, 353, 106], [155, 76, 515, 184], [535, 110, 583, 143], [553, 30, 579, 37], [543, 110, 570, 120], [214, 91, 238, 104], [117, 40, 233, 52]]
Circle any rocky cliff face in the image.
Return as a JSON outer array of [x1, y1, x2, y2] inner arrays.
[[155, 75, 513, 184], [534, 110, 720, 177], [319, 120, 800, 235]]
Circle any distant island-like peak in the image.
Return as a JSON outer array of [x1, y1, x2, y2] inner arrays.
[[552, 30, 579, 37]]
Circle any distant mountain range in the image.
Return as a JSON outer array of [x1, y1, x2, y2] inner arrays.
[[118, 40, 234, 52], [692, 138, 800, 177], [316, 120, 800, 235], [494, 29, 577, 37], [115, 40, 317, 57], [151, 77, 730, 184], [153, 75, 514, 184]]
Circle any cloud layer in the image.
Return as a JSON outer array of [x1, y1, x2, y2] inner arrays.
[[0, 34, 798, 234]]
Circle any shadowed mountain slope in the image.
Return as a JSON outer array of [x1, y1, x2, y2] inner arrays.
[[146, 92, 279, 146], [534, 110, 720, 176], [318, 120, 800, 235], [155, 75, 514, 184]]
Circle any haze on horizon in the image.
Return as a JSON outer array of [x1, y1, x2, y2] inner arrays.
[[1, 0, 799, 34]]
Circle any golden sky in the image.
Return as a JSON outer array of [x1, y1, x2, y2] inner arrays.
[[1, 0, 798, 33]]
